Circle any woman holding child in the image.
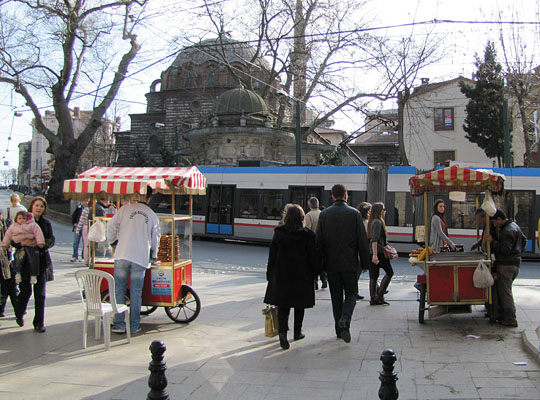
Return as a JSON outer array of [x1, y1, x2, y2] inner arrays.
[[14, 197, 55, 333]]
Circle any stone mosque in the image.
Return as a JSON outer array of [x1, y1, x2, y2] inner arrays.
[[114, 37, 338, 167]]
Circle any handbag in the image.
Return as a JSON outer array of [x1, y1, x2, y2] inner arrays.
[[473, 261, 494, 288], [262, 305, 278, 337], [382, 244, 398, 260], [88, 218, 106, 242]]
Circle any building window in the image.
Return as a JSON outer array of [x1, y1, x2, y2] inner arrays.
[[434, 150, 455, 168], [149, 135, 160, 154], [434, 108, 454, 131]]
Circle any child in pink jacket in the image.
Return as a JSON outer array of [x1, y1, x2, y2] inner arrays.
[[1, 211, 45, 285]]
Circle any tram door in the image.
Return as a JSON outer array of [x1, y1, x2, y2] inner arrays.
[[206, 185, 235, 235], [506, 190, 535, 252], [290, 186, 323, 212]]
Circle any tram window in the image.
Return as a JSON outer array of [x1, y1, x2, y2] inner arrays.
[[263, 191, 284, 220], [290, 187, 306, 209], [394, 192, 407, 227], [238, 189, 259, 219], [451, 194, 476, 229], [173, 195, 203, 215]]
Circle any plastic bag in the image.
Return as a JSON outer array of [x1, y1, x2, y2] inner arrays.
[[88, 219, 106, 242], [481, 191, 497, 217], [473, 261, 494, 288]]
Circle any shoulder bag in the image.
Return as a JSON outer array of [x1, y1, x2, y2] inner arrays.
[[382, 244, 399, 260]]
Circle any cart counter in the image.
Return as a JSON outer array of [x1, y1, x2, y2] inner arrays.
[[95, 260, 192, 306], [423, 252, 491, 305]]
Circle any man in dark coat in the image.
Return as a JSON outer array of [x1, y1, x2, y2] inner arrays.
[[316, 184, 370, 343], [487, 209, 527, 327]]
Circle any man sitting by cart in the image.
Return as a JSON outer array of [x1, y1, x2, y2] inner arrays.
[[486, 209, 527, 328], [107, 186, 161, 334]]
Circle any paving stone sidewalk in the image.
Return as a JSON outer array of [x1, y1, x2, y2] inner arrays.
[[1, 252, 540, 399]]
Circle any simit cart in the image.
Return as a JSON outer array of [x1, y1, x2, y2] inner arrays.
[[63, 166, 207, 323], [408, 165, 505, 323]]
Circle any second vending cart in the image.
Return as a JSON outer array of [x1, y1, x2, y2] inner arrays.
[[63, 166, 207, 323], [408, 165, 505, 323]]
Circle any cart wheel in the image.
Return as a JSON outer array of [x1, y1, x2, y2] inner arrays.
[[140, 305, 158, 316], [418, 283, 426, 324], [165, 285, 201, 323]]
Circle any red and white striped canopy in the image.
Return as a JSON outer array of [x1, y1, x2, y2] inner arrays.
[[63, 166, 206, 200], [409, 165, 505, 196]]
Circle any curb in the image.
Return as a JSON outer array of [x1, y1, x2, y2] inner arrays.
[[522, 329, 540, 364], [20, 195, 72, 225]]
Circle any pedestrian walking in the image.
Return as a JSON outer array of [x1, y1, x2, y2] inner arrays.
[[315, 184, 370, 343], [304, 197, 327, 290], [367, 202, 394, 306], [487, 209, 527, 327], [264, 204, 319, 350], [75, 201, 90, 266], [356, 202, 372, 300], [4, 194, 27, 227], [0, 210, 17, 318], [14, 197, 55, 333], [71, 202, 84, 262]]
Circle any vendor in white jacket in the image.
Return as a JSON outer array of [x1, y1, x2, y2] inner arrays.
[[107, 186, 160, 334]]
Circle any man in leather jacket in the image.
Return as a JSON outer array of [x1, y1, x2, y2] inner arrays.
[[315, 184, 370, 343], [487, 209, 527, 327]]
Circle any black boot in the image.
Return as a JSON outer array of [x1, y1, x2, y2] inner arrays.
[[279, 332, 290, 349], [369, 279, 382, 305], [0, 295, 6, 317], [377, 275, 391, 305], [294, 327, 305, 341]]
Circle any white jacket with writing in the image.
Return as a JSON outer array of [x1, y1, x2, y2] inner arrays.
[[106, 202, 160, 269]]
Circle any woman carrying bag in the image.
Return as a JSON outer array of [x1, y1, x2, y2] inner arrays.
[[264, 204, 319, 350], [430, 199, 455, 253], [367, 202, 394, 306]]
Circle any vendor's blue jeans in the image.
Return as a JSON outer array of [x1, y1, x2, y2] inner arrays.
[[72, 231, 82, 259], [113, 260, 146, 331]]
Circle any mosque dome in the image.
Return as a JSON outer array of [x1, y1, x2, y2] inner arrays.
[[215, 88, 268, 116]]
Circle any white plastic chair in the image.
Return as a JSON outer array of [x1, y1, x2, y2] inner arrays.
[[75, 269, 131, 350]]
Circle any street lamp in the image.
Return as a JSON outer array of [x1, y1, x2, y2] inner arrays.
[[276, 90, 302, 166]]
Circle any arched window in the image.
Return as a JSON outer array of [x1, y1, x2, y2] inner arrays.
[[149, 135, 160, 154]]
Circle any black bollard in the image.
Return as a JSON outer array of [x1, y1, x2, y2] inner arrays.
[[147, 340, 170, 400], [378, 349, 399, 400]]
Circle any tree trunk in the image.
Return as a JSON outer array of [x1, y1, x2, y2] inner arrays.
[[397, 90, 410, 166], [47, 151, 79, 203]]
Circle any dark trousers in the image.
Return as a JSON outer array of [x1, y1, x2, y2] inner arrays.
[[327, 270, 358, 332], [277, 307, 305, 334], [495, 264, 519, 322], [0, 273, 18, 313], [16, 268, 46, 327]]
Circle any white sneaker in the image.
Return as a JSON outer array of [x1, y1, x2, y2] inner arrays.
[[70, 258, 77, 262], [111, 327, 126, 334], [133, 327, 142, 334]]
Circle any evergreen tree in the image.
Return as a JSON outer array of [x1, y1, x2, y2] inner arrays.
[[459, 42, 508, 166]]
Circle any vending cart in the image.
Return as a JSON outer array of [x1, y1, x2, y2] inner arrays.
[[408, 165, 505, 323], [63, 166, 207, 323]]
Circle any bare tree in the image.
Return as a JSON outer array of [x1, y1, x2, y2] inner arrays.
[[497, 6, 540, 166], [0, 0, 149, 202], [200, 0, 442, 156]]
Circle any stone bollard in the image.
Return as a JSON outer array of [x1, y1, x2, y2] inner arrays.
[[147, 340, 169, 400], [378, 349, 399, 400]]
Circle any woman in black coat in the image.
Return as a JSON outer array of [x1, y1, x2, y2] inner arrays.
[[15, 197, 55, 332], [264, 204, 319, 350]]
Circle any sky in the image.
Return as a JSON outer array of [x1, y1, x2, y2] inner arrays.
[[0, 0, 538, 173]]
